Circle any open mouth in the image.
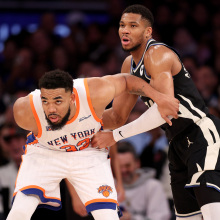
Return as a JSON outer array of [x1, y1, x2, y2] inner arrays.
[[122, 36, 130, 45], [49, 115, 60, 123]]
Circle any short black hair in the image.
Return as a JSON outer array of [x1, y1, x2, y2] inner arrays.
[[122, 4, 154, 27], [38, 69, 73, 92], [117, 141, 138, 160]]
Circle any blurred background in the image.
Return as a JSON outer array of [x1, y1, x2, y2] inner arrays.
[[0, 0, 220, 219], [0, 0, 220, 113]]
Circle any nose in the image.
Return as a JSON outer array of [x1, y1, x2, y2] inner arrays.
[[48, 104, 56, 113], [121, 26, 130, 35]]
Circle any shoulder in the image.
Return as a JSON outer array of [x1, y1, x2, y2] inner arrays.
[[13, 94, 37, 132], [144, 45, 177, 74], [86, 76, 115, 111], [121, 55, 132, 73], [13, 95, 30, 113], [13, 95, 32, 122], [145, 45, 176, 64]]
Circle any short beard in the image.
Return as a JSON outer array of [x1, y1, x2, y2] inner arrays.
[[45, 107, 71, 131], [122, 43, 141, 52]]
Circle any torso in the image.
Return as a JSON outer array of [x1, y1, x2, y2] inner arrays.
[[130, 39, 209, 140]]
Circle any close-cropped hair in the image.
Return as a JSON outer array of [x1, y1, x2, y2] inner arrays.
[[117, 141, 139, 160], [122, 4, 154, 27], [38, 69, 73, 92]]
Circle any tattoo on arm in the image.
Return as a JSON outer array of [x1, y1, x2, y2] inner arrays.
[[129, 86, 146, 96]]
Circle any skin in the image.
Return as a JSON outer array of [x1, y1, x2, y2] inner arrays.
[[118, 152, 140, 185], [91, 12, 182, 149], [13, 88, 76, 135], [109, 144, 125, 202], [13, 74, 178, 135]]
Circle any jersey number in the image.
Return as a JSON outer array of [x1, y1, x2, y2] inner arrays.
[[60, 138, 90, 152]]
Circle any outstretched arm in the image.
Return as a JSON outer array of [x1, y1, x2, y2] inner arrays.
[[88, 73, 179, 129], [102, 56, 179, 130], [91, 46, 181, 149]]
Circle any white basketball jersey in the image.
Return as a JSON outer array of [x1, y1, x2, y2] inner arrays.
[[28, 78, 102, 152]]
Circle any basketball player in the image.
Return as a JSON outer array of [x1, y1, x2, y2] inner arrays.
[[91, 5, 220, 220], [6, 69, 179, 220]]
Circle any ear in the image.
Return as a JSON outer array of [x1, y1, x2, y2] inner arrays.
[[145, 27, 152, 38], [70, 92, 75, 104]]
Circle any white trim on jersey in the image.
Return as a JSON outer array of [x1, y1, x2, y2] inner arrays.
[[131, 38, 154, 73]]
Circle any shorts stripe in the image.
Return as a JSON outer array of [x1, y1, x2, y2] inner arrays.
[[85, 198, 118, 206], [85, 199, 122, 217], [13, 185, 61, 210], [86, 202, 117, 213], [85, 199, 118, 213]]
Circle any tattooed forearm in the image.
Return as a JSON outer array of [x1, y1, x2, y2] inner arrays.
[[129, 86, 146, 96]]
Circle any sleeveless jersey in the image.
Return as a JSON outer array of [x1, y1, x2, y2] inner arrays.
[[28, 78, 102, 152], [130, 38, 209, 141]]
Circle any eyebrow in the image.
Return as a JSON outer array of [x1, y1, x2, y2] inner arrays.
[[119, 21, 139, 24], [41, 96, 63, 100]]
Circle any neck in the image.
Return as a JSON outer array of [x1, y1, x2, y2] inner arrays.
[[131, 37, 152, 65]]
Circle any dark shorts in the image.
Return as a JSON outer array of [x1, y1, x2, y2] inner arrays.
[[168, 116, 220, 217]]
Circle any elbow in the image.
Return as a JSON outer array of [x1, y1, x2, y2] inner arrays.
[[121, 74, 130, 94]]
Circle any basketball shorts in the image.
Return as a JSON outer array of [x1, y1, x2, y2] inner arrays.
[[13, 143, 120, 215], [168, 115, 220, 217]]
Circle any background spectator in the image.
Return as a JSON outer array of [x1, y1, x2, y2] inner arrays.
[[117, 141, 171, 220]]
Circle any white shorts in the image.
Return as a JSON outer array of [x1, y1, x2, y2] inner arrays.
[[13, 144, 119, 214]]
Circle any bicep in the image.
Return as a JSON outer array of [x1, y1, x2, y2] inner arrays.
[[151, 70, 174, 96], [146, 47, 175, 96]]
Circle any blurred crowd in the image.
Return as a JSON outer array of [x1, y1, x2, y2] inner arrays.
[[0, 0, 220, 219]]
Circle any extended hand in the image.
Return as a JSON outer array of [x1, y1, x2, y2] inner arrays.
[[91, 131, 116, 149], [157, 94, 179, 125]]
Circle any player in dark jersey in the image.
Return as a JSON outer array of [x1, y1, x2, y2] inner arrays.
[[92, 4, 220, 220]]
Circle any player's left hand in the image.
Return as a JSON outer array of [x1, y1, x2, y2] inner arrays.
[[91, 131, 116, 149]]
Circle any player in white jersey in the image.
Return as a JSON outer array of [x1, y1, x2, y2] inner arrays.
[[6, 69, 179, 220]]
